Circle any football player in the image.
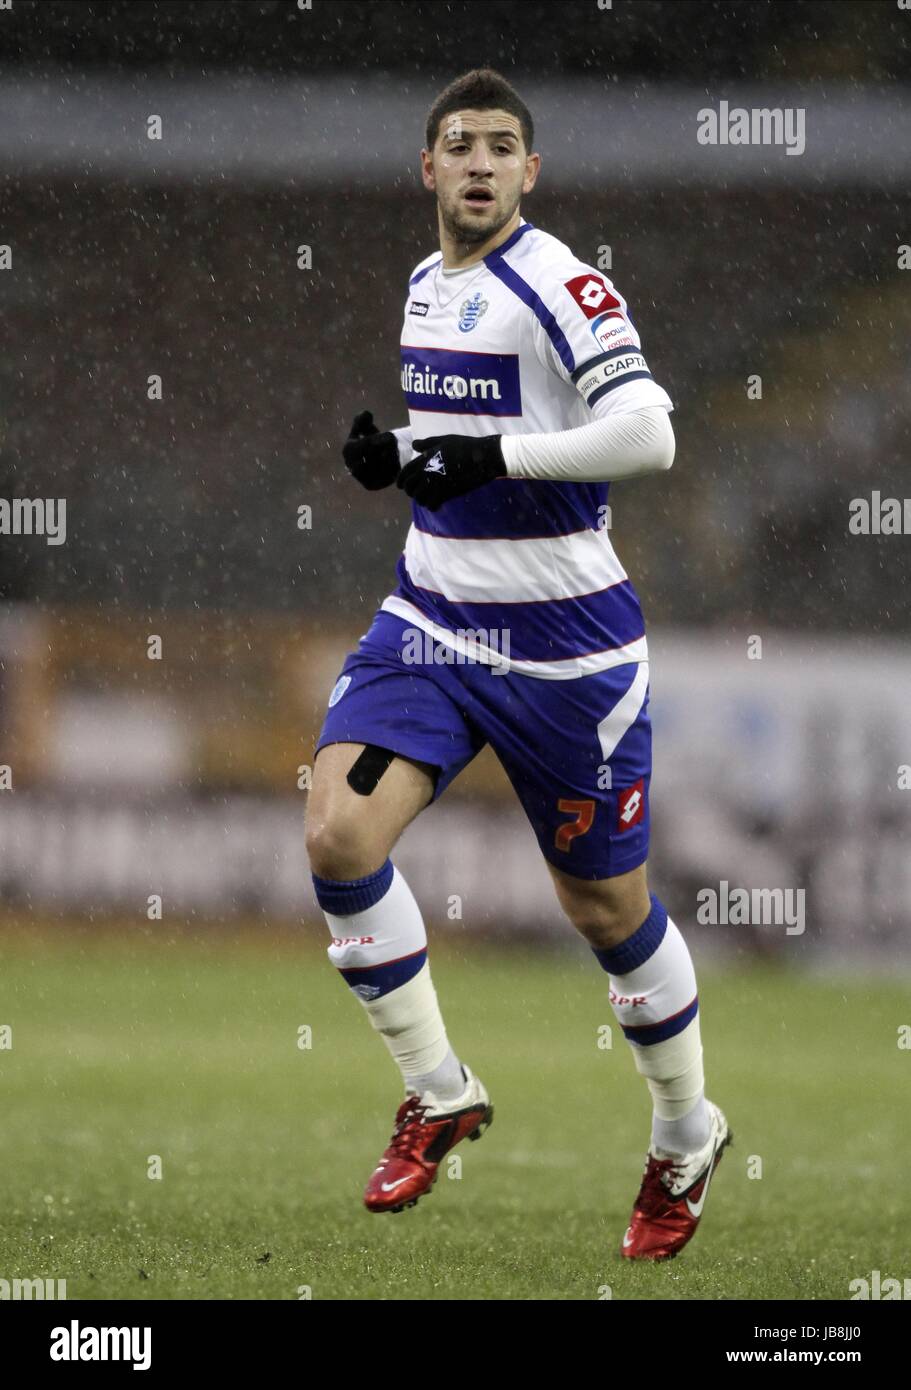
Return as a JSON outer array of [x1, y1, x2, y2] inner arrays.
[[306, 68, 730, 1260]]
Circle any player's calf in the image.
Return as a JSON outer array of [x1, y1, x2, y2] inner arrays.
[[552, 868, 719, 1244], [306, 741, 483, 1191]]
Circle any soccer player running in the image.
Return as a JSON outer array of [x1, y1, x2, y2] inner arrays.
[[306, 69, 730, 1260]]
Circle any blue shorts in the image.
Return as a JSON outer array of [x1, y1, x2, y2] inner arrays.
[[315, 610, 652, 881]]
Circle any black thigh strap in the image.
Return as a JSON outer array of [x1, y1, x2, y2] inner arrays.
[[346, 744, 397, 796]]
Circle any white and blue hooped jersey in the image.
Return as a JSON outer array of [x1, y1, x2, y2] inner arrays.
[[380, 218, 674, 679]]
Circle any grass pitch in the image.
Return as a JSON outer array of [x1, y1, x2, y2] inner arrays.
[[0, 921, 906, 1301]]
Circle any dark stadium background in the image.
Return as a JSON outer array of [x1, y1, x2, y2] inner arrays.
[[0, 1, 909, 1308], [1, 0, 908, 948], [2, 1, 909, 630]]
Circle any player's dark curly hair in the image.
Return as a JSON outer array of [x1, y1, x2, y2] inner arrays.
[[425, 69, 534, 155]]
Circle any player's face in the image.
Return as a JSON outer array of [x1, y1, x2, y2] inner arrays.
[[424, 109, 534, 246]]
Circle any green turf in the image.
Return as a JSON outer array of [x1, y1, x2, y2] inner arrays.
[[0, 923, 907, 1300]]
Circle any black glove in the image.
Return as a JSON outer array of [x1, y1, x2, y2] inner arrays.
[[396, 433, 505, 511], [342, 410, 401, 490]]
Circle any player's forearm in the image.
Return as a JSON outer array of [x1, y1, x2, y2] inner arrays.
[[500, 406, 675, 484], [391, 425, 414, 465]]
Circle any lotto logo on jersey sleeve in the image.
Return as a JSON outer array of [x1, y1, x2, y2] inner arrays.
[[617, 778, 645, 832], [563, 273, 623, 321]]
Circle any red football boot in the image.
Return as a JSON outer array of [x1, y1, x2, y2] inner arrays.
[[364, 1066, 493, 1213], [621, 1100, 731, 1259]]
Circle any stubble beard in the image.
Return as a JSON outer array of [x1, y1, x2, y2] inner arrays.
[[439, 189, 521, 249]]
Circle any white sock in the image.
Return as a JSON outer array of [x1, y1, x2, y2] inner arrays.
[[356, 961, 464, 1097], [406, 1046, 467, 1102], [593, 895, 711, 1155], [652, 1094, 711, 1156], [312, 859, 464, 1100]]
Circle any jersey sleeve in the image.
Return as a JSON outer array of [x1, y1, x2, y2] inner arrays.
[[529, 260, 673, 419]]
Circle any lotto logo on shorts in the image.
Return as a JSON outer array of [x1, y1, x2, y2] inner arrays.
[[617, 779, 645, 832]]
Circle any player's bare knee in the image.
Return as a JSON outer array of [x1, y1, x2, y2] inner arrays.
[[569, 910, 640, 951], [554, 876, 651, 949], [305, 815, 383, 882]]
